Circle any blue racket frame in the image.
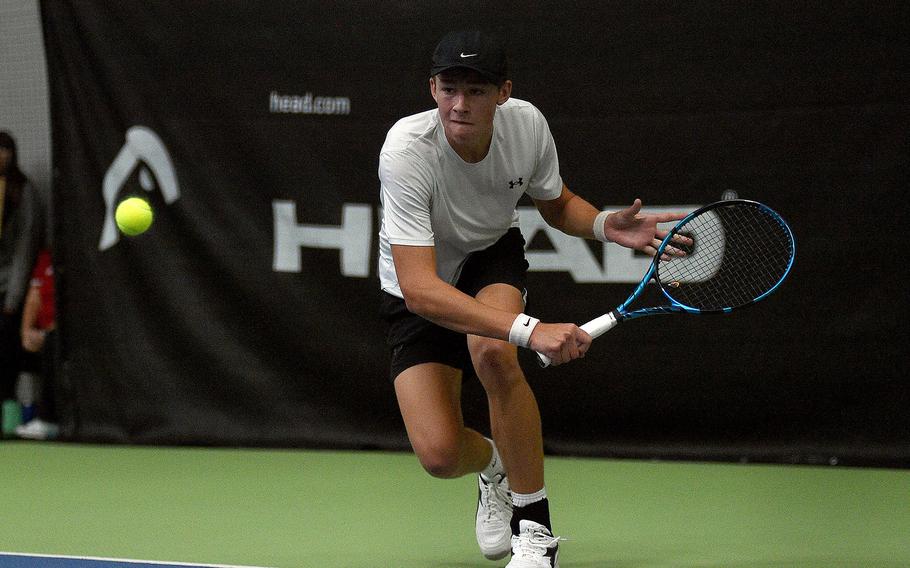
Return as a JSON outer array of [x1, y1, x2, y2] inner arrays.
[[619, 199, 796, 322], [537, 199, 796, 367]]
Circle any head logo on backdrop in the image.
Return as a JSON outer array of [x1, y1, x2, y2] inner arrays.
[[98, 126, 180, 251], [272, 200, 701, 283]]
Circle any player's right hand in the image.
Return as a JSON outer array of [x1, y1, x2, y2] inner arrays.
[[528, 323, 592, 366]]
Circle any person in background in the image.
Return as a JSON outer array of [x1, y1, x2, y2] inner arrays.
[[16, 248, 59, 440], [0, 130, 42, 436]]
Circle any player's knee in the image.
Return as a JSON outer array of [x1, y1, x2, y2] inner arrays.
[[410, 432, 462, 479], [471, 339, 521, 382], [415, 443, 461, 479]]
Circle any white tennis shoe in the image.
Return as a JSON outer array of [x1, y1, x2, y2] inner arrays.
[[506, 519, 561, 568], [475, 472, 512, 560]]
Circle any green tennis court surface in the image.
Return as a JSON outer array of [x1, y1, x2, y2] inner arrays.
[[2, 443, 907, 567]]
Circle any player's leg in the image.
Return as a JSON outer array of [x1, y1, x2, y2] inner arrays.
[[381, 290, 509, 557], [394, 362, 491, 479], [469, 283, 544, 494], [469, 283, 560, 567], [395, 361, 513, 561]]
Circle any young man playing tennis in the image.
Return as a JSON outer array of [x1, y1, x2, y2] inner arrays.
[[378, 30, 685, 567]]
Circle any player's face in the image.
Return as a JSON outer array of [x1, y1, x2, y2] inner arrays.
[[431, 71, 511, 162]]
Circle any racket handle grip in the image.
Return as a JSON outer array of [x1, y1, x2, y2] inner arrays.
[[536, 353, 553, 367], [536, 311, 621, 368], [580, 311, 621, 339]]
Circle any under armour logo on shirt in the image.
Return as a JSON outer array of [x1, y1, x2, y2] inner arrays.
[[509, 178, 524, 189]]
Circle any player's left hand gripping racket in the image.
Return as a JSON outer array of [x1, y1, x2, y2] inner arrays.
[[537, 199, 795, 367]]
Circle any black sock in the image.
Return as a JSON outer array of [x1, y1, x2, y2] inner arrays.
[[510, 498, 551, 535]]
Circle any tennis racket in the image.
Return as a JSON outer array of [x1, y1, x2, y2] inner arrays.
[[537, 199, 795, 367]]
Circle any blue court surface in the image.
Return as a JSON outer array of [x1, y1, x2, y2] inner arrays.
[[0, 554, 273, 568]]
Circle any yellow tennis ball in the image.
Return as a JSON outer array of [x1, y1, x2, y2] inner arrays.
[[115, 197, 154, 236]]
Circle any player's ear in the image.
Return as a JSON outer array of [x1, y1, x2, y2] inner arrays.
[[497, 80, 512, 105], [429, 76, 438, 102]]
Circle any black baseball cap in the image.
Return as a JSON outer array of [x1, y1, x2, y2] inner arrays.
[[431, 30, 508, 85]]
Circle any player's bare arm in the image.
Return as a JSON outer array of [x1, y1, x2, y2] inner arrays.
[[392, 244, 514, 338], [392, 243, 590, 365], [533, 186, 691, 258], [532, 185, 601, 236]]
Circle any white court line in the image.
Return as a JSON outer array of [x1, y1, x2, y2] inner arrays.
[[0, 552, 275, 568]]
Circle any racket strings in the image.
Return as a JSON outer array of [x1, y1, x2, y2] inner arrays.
[[657, 203, 793, 310]]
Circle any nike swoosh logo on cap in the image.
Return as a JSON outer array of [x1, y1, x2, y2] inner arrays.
[[460, 52, 478, 58]]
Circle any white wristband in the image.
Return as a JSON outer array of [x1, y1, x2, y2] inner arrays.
[[508, 313, 540, 348], [593, 210, 611, 242]]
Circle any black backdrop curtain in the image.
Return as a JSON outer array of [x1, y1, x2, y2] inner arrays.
[[41, 1, 909, 466]]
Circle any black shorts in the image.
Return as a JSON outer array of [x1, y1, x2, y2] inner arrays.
[[380, 227, 529, 382]]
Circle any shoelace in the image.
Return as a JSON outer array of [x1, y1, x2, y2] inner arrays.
[[512, 528, 564, 557], [481, 475, 510, 520]]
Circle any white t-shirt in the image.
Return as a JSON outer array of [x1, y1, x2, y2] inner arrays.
[[378, 97, 563, 298]]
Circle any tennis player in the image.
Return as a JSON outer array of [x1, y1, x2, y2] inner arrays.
[[378, 30, 685, 567]]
